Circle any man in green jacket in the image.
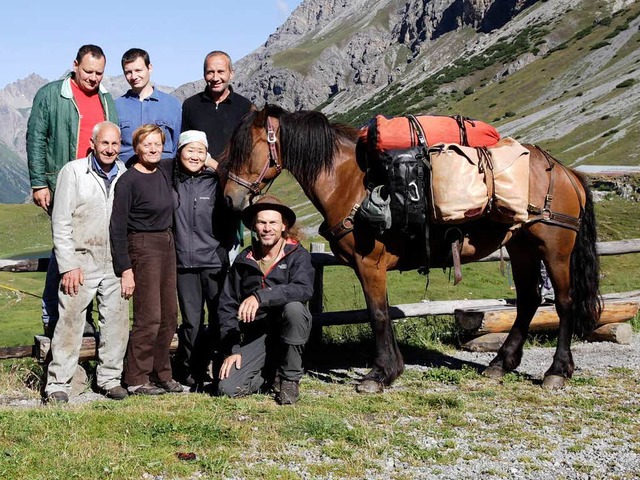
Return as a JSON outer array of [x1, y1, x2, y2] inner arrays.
[[26, 44, 118, 337]]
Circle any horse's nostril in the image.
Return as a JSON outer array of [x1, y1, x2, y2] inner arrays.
[[225, 195, 233, 209]]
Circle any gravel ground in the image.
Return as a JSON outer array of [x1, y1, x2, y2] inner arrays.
[[362, 334, 640, 480], [448, 333, 640, 380]]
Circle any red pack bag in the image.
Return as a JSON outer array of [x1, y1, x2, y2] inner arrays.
[[361, 115, 501, 154]]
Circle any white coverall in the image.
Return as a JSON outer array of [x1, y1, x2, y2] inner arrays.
[[45, 155, 129, 395]]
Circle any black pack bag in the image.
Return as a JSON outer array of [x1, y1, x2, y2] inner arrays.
[[373, 115, 430, 237], [380, 147, 428, 237]]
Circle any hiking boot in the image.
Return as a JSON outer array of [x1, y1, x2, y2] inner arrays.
[[104, 385, 128, 400], [129, 383, 166, 396], [155, 379, 184, 393], [276, 380, 299, 405], [46, 391, 69, 404]]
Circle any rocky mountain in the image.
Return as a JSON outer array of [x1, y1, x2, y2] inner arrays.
[[2, 0, 640, 203], [175, 0, 640, 168]]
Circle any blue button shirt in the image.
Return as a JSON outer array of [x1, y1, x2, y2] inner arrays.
[[115, 87, 182, 163]]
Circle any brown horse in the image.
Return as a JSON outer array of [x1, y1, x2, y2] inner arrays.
[[222, 104, 602, 393]]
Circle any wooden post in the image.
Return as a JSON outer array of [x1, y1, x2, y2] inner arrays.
[[586, 322, 633, 344], [308, 242, 326, 346], [34, 333, 179, 363], [456, 298, 639, 335]]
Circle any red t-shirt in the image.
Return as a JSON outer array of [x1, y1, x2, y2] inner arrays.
[[70, 80, 105, 158]]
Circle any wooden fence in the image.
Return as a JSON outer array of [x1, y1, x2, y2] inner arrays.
[[306, 239, 640, 323], [0, 239, 639, 360]]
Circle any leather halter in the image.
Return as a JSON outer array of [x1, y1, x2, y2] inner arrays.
[[227, 117, 282, 196]]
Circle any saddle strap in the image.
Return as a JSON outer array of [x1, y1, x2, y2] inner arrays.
[[525, 149, 583, 233], [319, 203, 360, 243], [451, 239, 463, 285]]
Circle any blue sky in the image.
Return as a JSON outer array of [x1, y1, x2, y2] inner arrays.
[[0, 0, 302, 89]]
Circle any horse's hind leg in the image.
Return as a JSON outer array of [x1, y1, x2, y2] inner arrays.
[[484, 243, 542, 379], [354, 262, 404, 393]]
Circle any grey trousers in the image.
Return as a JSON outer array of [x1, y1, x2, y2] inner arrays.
[[46, 256, 129, 395], [217, 302, 312, 397]]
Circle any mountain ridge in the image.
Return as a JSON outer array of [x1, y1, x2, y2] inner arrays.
[[1, 0, 639, 203]]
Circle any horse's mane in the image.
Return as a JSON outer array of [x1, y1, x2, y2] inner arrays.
[[224, 104, 360, 191]]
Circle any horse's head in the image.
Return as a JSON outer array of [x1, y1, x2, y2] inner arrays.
[[222, 105, 286, 212]]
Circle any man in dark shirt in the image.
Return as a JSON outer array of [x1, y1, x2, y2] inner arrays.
[[182, 51, 254, 260], [181, 51, 254, 159]]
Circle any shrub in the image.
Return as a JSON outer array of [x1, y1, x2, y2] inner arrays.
[[590, 41, 611, 50], [616, 79, 635, 88], [504, 111, 516, 118]]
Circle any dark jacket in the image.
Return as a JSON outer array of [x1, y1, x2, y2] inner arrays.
[[218, 239, 314, 355], [174, 167, 230, 270], [27, 75, 117, 193]]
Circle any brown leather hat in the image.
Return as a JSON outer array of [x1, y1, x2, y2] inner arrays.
[[241, 194, 296, 230]]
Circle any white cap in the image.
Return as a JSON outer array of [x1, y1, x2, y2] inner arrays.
[[177, 130, 208, 150]]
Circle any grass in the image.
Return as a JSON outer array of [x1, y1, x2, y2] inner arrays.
[[1, 359, 638, 479]]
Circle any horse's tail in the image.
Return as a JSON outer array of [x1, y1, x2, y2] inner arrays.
[[571, 172, 603, 338]]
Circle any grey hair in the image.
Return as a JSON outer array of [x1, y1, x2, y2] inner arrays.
[[91, 121, 121, 141], [203, 51, 233, 74]]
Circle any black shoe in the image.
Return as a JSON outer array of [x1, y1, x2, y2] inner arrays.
[[271, 374, 282, 394], [104, 385, 128, 400], [46, 391, 69, 404], [276, 380, 299, 405], [155, 379, 184, 393], [130, 383, 166, 396], [176, 374, 196, 388]]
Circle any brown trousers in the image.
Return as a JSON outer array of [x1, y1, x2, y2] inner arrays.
[[124, 230, 177, 386]]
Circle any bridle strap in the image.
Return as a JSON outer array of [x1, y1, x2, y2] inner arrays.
[[227, 116, 282, 195], [267, 117, 282, 174]]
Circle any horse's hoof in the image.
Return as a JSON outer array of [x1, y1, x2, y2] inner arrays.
[[483, 364, 507, 380], [542, 375, 567, 390], [356, 379, 384, 394]]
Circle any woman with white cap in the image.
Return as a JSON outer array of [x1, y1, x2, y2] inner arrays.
[[172, 130, 232, 388]]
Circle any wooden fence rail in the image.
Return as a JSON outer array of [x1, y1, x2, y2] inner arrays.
[[0, 239, 638, 360], [306, 239, 640, 321]]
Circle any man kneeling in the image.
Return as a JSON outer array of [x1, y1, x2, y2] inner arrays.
[[217, 195, 314, 404]]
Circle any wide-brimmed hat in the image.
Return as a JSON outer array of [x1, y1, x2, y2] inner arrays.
[[241, 195, 296, 230], [177, 130, 208, 150]]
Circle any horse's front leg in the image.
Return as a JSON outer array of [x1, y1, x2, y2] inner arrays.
[[354, 262, 404, 393], [540, 250, 575, 390]]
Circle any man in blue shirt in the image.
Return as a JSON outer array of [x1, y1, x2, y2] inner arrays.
[[115, 48, 181, 165]]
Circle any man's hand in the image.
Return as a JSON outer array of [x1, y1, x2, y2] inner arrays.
[[237, 294, 259, 322], [219, 354, 242, 379], [120, 269, 135, 299], [32, 188, 51, 213], [61, 268, 84, 296]]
